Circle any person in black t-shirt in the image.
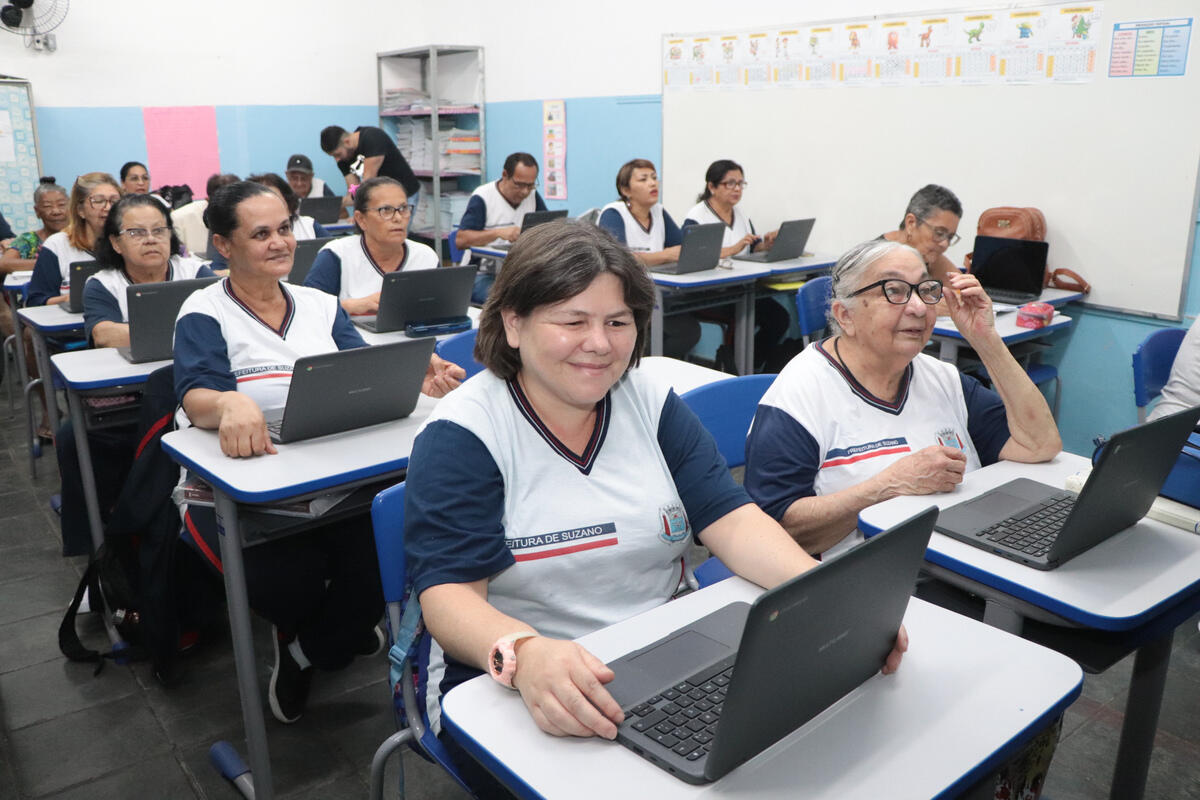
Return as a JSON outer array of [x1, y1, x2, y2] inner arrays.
[[320, 125, 420, 216]]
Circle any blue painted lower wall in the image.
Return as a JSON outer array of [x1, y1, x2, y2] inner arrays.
[[34, 95, 1199, 456]]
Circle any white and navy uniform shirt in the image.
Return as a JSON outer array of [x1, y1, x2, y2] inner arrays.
[[174, 278, 365, 413], [28, 231, 93, 306], [303, 234, 440, 303], [683, 201, 757, 256], [82, 255, 214, 340], [306, 177, 334, 198], [290, 214, 329, 241], [744, 341, 1010, 558], [597, 202, 683, 253], [405, 367, 750, 734], [458, 180, 548, 247]]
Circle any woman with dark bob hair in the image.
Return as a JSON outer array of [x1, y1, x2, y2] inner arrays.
[[84, 194, 213, 348], [172, 181, 462, 724], [402, 220, 905, 794]]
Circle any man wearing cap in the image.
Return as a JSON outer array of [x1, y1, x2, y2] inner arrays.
[[285, 154, 337, 199]]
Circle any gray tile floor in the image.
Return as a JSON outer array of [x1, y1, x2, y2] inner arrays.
[[1, 385, 1199, 799]]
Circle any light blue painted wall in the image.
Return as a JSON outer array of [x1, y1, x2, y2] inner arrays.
[[37, 104, 375, 197], [483, 95, 662, 216]]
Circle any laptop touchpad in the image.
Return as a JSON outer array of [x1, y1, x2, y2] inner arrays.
[[939, 490, 1041, 533], [607, 630, 730, 707]]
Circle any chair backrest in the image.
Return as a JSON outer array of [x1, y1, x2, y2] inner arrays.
[[445, 225, 471, 266], [1132, 327, 1186, 420], [369, 481, 476, 798], [795, 275, 832, 343], [576, 207, 601, 226], [680, 373, 777, 469], [435, 328, 485, 379]]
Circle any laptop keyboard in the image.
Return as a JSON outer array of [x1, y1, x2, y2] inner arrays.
[[976, 493, 1076, 557], [624, 656, 734, 761], [985, 288, 1039, 305]]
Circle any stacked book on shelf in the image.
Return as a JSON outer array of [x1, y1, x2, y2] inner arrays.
[[381, 87, 429, 113], [411, 185, 472, 234], [394, 118, 481, 174]]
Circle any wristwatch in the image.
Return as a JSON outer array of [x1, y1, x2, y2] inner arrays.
[[488, 631, 538, 688]]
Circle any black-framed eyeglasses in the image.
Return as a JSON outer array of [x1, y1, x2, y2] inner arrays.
[[850, 278, 944, 305], [719, 180, 748, 189], [87, 195, 119, 209], [917, 218, 961, 246], [119, 226, 172, 241], [365, 204, 413, 220], [510, 178, 539, 190]]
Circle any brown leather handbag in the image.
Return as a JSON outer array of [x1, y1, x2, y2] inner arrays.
[[967, 206, 1090, 294]]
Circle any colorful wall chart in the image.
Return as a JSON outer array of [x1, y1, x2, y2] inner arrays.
[[662, 1, 1103, 91], [542, 100, 566, 201], [1109, 17, 1192, 78]]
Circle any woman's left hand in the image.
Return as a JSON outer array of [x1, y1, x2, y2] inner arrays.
[[942, 272, 996, 340], [422, 353, 466, 397], [881, 624, 908, 675]]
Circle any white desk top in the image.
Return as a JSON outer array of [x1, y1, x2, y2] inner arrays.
[[16, 303, 85, 332], [651, 260, 774, 289], [933, 311, 1073, 343], [758, 252, 837, 277], [443, 580, 1081, 799], [858, 455, 1200, 630], [1035, 287, 1084, 307], [51, 348, 171, 390], [4, 270, 32, 289], [160, 357, 730, 505]]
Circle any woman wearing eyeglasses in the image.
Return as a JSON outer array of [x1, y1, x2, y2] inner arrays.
[[84, 194, 213, 349], [744, 239, 1060, 560], [879, 184, 964, 281], [683, 159, 791, 371], [304, 176, 439, 316], [28, 172, 122, 306]]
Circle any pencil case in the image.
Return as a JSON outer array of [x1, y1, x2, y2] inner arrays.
[[1015, 302, 1054, 329]]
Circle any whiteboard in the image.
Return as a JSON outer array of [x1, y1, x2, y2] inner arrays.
[[661, 1, 1200, 319], [0, 79, 43, 235]]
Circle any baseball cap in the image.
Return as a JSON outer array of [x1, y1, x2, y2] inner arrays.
[[286, 154, 314, 174]]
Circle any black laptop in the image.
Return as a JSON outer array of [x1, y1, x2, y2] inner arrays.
[[117, 277, 219, 363], [970, 235, 1048, 305], [937, 405, 1200, 570], [66, 261, 104, 313], [298, 196, 343, 225], [289, 237, 334, 285], [262, 338, 435, 444], [355, 265, 477, 335], [649, 222, 724, 275], [488, 209, 569, 251], [606, 506, 936, 784], [732, 218, 816, 263]]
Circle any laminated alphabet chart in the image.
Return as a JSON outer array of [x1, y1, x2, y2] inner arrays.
[[663, 1, 1105, 90]]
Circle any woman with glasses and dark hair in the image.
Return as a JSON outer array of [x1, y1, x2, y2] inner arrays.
[[403, 221, 892, 795], [683, 158, 791, 371], [119, 161, 151, 195], [304, 176, 439, 316], [744, 238, 1060, 560], [84, 194, 213, 348], [28, 172, 121, 306], [879, 183, 964, 282]]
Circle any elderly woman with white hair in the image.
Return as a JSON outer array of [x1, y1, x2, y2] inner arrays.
[[744, 238, 1061, 560]]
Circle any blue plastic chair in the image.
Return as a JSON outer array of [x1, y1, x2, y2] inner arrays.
[[794, 275, 832, 345], [369, 482, 476, 800], [680, 373, 777, 587], [1133, 328, 1187, 423], [445, 225, 470, 266], [434, 328, 485, 379]]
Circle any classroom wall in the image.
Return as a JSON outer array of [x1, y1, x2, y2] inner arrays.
[[3, 0, 1196, 456]]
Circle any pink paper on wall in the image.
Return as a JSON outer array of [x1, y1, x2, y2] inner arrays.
[[142, 106, 221, 197]]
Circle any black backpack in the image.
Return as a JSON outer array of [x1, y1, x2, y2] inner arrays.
[[58, 365, 223, 681]]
